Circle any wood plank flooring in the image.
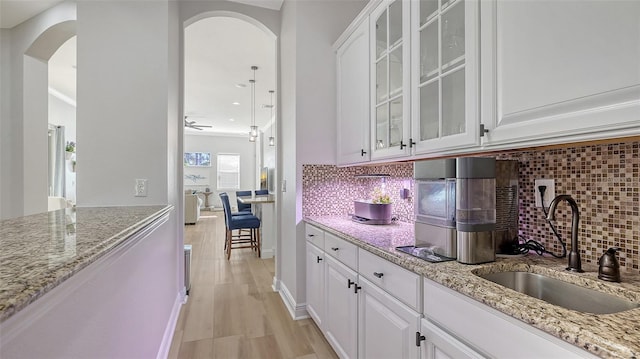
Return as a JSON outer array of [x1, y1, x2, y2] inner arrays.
[[168, 212, 337, 359]]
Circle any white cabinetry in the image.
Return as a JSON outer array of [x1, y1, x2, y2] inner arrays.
[[370, 0, 412, 160], [411, 0, 480, 155], [480, 0, 640, 148], [305, 223, 421, 359], [306, 225, 325, 328], [358, 277, 421, 359], [420, 319, 483, 359], [325, 255, 359, 359], [337, 19, 371, 166]]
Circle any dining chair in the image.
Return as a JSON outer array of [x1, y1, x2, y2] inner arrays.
[[254, 189, 269, 195], [220, 193, 261, 259]]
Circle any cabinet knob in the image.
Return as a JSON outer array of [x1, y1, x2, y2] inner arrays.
[[308, 234, 315, 237], [409, 138, 416, 148], [361, 149, 367, 156], [399, 140, 407, 150], [416, 332, 426, 347], [347, 279, 355, 288], [331, 247, 339, 251], [316, 256, 323, 263], [373, 272, 384, 278], [354, 284, 362, 294]]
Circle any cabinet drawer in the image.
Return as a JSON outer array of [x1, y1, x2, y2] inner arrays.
[[305, 224, 325, 248], [324, 232, 358, 270], [358, 249, 421, 311]]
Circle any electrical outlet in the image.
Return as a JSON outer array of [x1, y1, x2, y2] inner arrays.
[[135, 179, 148, 197], [534, 179, 555, 208]]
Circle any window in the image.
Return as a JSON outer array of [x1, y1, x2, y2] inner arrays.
[[217, 154, 240, 190]]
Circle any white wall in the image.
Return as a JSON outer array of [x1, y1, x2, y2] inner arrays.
[[184, 133, 257, 208], [76, 1, 171, 206], [278, 0, 368, 316], [49, 94, 76, 203]]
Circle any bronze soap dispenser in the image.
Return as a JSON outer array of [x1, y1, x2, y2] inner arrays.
[[598, 247, 621, 282]]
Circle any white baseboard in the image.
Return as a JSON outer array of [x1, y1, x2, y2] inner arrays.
[[278, 282, 309, 320], [261, 248, 275, 259], [272, 276, 280, 292], [156, 293, 183, 359]]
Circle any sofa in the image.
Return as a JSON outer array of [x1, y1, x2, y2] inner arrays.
[[185, 192, 203, 224]]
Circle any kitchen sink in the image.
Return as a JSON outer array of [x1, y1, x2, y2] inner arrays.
[[477, 271, 640, 314]]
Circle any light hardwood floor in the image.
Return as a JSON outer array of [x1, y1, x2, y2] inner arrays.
[[168, 212, 337, 359]]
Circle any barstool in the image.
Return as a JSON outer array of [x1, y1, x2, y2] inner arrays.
[[219, 193, 261, 260]]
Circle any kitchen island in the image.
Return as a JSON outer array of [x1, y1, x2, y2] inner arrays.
[[0, 205, 178, 358], [305, 215, 640, 359]]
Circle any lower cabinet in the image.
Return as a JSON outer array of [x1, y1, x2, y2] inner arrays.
[[306, 242, 325, 327], [325, 256, 358, 359], [420, 319, 483, 359], [358, 277, 421, 359]]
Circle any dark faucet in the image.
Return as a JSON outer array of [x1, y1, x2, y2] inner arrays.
[[546, 195, 583, 272]]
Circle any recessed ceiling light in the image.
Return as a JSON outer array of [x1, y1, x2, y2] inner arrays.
[[229, 118, 235, 122], [235, 83, 247, 88], [261, 104, 274, 109], [232, 102, 240, 105]]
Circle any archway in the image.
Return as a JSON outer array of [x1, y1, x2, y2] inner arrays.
[[181, 9, 280, 294], [22, 20, 76, 215]]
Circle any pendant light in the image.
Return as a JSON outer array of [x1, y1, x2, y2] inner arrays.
[[268, 90, 275, 146], [248, 65, 258, 142]]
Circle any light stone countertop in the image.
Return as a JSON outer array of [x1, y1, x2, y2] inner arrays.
[[0, 205, 172, 323], [305, 216, 640, 359]]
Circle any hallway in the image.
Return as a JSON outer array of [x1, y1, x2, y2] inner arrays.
[[168, 213, 336, 358]]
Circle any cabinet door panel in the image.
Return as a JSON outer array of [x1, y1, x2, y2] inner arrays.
[[411, 0, 480, 155], [306, 243, 324, 328], [325, 256, 358, 359], [370, 0, 411, 160], [481, 0, 640, 148], [337, 19, 370, 165], [420, 319, 484, 359], [358, 277, 420, 359]]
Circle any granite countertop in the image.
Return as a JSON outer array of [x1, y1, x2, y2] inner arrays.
[[0, 205, 172, 323], [305, 216, 640, 359]]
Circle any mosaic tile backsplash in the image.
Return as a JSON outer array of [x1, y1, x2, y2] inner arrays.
[[302, 163, 415, 223], [302, 139, 639, 273]]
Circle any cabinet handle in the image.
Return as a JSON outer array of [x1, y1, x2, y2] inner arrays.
[[361, 149, 367, 156], [331, 247, 339, 251], [316, 256, 323, 263], [347, 279, 355, 288], [308, 234, 315, 237], [416, 332, 426, 347], [409, 138, 416, 148], [373, 272, 384, 278], [354, 284, 362, 294], [399, 140, 407, 150], [480, 124, 489, 137]]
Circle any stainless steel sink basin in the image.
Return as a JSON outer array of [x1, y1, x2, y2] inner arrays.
[[478, 271, 640, 314]]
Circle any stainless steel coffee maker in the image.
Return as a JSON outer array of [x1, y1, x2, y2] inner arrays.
[[456, 158, 497, 264]]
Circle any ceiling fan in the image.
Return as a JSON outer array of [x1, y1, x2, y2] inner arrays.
[[184, 116, 212, 130]]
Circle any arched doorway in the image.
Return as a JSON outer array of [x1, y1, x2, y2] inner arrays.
[[181, 10, 280, 293]]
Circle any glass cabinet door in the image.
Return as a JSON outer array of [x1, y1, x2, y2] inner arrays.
[[372, 0, 410, 159], [412, 0, 479, 154]]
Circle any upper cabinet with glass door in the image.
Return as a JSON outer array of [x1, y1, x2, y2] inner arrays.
[[410, 0, 480, 155], [370, 0, 411, 160]]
